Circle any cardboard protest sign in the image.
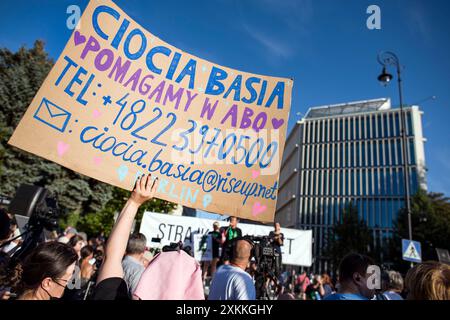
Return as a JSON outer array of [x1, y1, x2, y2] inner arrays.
[[8, 0, 293, 222]]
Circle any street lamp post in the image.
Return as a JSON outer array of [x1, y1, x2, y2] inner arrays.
[[377, 51, 413, 243]]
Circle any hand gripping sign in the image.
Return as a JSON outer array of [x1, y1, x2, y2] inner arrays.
[[8, 0, 293, 222]]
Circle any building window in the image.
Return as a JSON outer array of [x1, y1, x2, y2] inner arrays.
[[378, 140, 384, 166], [409, 139, 416, 165], [391, 140, 397, 165], [374, 170, 379, 194], [398, 168, 404, 195], [395, 113, 401, 136], [386, 168, 392, 195], [362, 141, 366, 167], [407, 112, 413, 136], [355, 117, 360, 140], [355, 142, 360, 168], [397, 139, 403, 165], [373, 141, 378, 167], [362, 169, 367, 196], [385, 140, 390, 166], [411, 168, 418, 194], [369, 170, 374, 196], [378, 114, 383, 139], [389, 113, 395, 138], [361, 116, 366, 140], [381, 200, 387, 228], [372, 115, 377, 139], [350, 118, 354, 140], [380, 169, 386, 196]]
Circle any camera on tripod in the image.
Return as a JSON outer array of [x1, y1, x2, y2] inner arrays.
[[243, 235, 280, 276], [240, 235, 282, 300], [6, 184, 61, 260]]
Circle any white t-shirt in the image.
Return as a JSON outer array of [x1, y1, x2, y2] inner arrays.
[[208, 264, 256, 300]]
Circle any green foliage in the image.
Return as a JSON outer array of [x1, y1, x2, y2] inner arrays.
[[389, 189, 450, 271], [325, 203, 374, 267], [0, 41, 177, 237]]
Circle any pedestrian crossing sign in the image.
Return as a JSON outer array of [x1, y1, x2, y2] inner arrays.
[[402, 239, 422, 263]]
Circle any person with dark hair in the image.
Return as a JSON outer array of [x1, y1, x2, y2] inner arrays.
[[61, 245, 96, 300], [9, 241, 78, 300], [122, 233, 147, 296], [324, 253, 375, 300], [208, 238, 256, 300], [305, 275, 325, 300], [68, 234, 85, 258], [92, 174, 158, 300], [79, 245, 95, 286]]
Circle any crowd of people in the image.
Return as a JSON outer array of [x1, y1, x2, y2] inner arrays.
[[0, 174, 449, 301]]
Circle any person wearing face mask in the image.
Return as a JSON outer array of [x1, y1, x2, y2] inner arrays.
[[9, 241, 78, 300], [324, 253, 376, 300]]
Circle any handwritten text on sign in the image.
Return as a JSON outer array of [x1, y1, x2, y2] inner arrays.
[[8, 0, 293, 222]]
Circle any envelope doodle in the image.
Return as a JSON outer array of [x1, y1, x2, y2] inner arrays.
[[33, 98, 72, 133]]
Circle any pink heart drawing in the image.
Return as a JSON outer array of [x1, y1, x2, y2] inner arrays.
[[93, 109, 102, 118], [251, 170, 260, 179], [272, 118, 285, 129], [93, 157, 102, 165], [252, 202, 267, 217], [74, 31, 86, 46], [57, 141, 69, 156]]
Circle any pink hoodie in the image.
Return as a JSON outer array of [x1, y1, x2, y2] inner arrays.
[[133, 250, 204, 300]]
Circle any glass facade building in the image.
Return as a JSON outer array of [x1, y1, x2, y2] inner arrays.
[[275, 98, 427, 272]]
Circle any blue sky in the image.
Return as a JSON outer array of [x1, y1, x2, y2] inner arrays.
[[1, 0, 449, 196]]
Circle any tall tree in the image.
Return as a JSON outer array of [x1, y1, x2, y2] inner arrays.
[[325, 203, 374, 267], [389, 189, 450, 272]]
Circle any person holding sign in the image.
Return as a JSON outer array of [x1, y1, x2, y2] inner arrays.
[[92, 174, 158, 300], [220, 217, 242, 265]]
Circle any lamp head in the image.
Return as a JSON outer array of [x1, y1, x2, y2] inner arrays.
[[378, 67, 393, 86]]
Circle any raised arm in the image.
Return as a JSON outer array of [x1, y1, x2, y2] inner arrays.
[[96, 174, 158, 284]]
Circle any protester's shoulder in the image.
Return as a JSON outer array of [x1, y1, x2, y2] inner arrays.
[[92, 277, 130, 300], [229, 267, 253, 283], [324, 293, 367, 301]]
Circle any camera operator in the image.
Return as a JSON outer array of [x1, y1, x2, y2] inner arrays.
[[268, 222, 284, 277], [208, 238, 256, 300]]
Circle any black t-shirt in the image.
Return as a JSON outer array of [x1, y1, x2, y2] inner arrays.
[[208, 230, 221, 258], [269, 231, 284, 252], [91, 277, 130, 300]]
